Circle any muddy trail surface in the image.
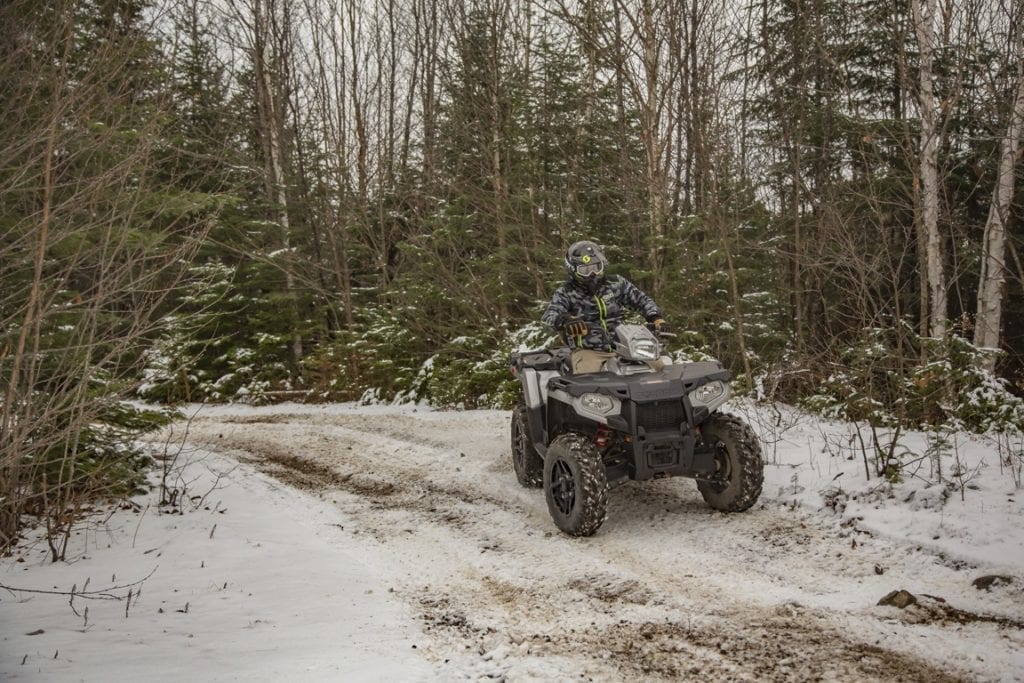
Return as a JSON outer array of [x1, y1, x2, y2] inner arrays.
[[175, 408, 1023, 681]]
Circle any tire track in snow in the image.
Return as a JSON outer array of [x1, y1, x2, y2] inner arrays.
[[174, 410, 1010, 681]]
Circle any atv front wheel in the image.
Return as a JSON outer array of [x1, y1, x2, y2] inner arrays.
[[511, 404, 543, 488], [697, 413, 764, 512], [544, 433, 608, 536]]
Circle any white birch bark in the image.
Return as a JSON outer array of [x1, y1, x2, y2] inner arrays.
[[974, 67, 1024, 359], [912, 0, 947, 338]]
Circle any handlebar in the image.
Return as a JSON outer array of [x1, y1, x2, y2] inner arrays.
[[561, 321, 675, 348]]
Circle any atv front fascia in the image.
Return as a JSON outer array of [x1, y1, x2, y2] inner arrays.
[[512, 349, 733, 484]]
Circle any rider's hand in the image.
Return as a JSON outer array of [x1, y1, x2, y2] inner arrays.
[[561, 316, 589, 339], [651, 318, 671, 334]]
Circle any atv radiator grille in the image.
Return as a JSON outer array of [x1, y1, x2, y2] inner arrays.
[[636, 400, 684, 431]]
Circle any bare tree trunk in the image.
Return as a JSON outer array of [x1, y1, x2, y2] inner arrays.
[[488, 4, 509, 320], [686, 0, 703, 214], [419, 0, 439, 185], [974, 66, 1024, 361], [251, 0, 303, 362], [520, 1, 546, 299], [715, 203, 753, 384], [346, 0, 370, 202], [912, 0, 947, 338], [0, 114, 59, 546], [1, 0, 214, 548], [601, 0, 683, 295], [610, 3, 642, 261]]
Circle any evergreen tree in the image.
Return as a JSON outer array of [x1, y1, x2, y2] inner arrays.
[[0, 0, 213, 551]]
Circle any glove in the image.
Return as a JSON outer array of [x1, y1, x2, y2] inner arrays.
[[651, 318, 671, 334], [560, 316, 589, 339]]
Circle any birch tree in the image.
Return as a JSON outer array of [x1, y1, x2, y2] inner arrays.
[[912, 0, 947, 338], [974, 44, 1024, 361]]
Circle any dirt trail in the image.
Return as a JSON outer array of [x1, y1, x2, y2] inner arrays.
[[173, 410, 1022, 681]]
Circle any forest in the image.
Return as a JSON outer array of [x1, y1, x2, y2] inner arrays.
[[2, 0, 1024, 548]]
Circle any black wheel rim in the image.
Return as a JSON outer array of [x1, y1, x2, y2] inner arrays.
[[550, 459, 575, 515], [512, 418, 525, 470], [709, 440, 732, 492]]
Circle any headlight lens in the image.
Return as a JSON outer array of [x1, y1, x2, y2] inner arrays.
[[689, 381, 728, 408], [629, 339, 659, 361], [580, 392, 616, 414]]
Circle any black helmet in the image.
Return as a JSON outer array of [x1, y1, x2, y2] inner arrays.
[[565, 240, 607, 292]]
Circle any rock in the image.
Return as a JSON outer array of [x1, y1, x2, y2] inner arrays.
[[878, 589, 918, 608], [972, 575, 1014, 592]]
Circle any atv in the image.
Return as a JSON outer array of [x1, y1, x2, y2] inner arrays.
[[510, 323, 763, 536]]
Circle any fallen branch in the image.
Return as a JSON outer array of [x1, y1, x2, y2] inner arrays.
[[0, 566, 157, 601]]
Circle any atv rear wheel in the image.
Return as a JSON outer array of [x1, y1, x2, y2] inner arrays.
[[511, 404, 543, 488], [544, 433, 608, 536], [697, 413, 764, 512]]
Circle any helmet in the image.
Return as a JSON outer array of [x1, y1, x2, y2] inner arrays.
[[565, 240, 607, 292]]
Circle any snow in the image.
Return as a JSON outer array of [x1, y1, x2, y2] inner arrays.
[[3, 400, 1023, 681], [2, 446, 429, 681]]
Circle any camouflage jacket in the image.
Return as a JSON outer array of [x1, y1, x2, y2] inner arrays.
[[542, 275, 663, 350]]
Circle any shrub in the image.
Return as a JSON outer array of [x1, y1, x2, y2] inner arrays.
[[801, 325, 1024, 432]]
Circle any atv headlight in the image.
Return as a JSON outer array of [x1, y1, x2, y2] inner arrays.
[[628, 338, 659, 361], [580, 392, 616, 414], [689, 380, 729, 411]]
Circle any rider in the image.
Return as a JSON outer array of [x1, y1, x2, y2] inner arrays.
[[542, 240, 670, 374]]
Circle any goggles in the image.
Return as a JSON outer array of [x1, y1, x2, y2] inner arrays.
[[575, 261, 605, 277]]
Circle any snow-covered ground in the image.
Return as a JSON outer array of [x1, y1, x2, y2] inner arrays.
[[2, 400, 1023, 681]]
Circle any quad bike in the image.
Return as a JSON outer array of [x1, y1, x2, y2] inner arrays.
[[510, 323, 763, 536]]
